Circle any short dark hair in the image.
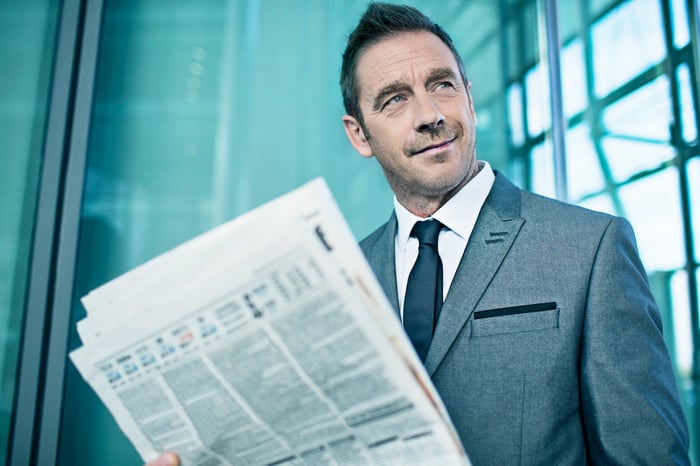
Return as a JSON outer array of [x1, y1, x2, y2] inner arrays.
[[340, 2, 468, 124]]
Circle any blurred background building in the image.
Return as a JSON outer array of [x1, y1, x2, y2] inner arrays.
[[1, 0, 698, 464]]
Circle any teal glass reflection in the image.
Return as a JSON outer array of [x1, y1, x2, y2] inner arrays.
[[564, 123, 605, 202], [690, 158, 700, 263], [602, 75, 674, 182], [671, 0, 691, 49], [0, 0, 59, 462], [677, 64, 698, 143], [618, 167, 686, 271], [560, 39, 587, 119], [592, 0, 666, 97]]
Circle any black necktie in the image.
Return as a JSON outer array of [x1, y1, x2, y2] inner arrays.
[[403, 219, 443, 362]]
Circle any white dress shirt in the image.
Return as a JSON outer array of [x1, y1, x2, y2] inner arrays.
[[394, 161, 495, 318]]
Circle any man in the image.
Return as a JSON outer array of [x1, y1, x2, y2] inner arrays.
[[149, 3, 689, 465]]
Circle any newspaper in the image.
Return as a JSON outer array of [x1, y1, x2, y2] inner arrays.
[[70, 178, 469, 466]]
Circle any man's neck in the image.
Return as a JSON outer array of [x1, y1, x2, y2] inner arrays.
[[396, 161, 483, 218]]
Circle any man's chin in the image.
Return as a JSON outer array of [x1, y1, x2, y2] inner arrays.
[[414, 174, 469, 198]]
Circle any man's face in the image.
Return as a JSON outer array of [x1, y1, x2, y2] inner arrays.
[[343, 31, 478, 215]]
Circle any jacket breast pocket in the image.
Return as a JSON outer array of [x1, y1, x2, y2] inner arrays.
[[470, 302, 559, 338]]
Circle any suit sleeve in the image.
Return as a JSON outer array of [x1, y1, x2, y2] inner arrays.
[[580, 216, 690, 464]]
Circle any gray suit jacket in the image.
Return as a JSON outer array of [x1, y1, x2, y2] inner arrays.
[[360, 173, 689, 465]]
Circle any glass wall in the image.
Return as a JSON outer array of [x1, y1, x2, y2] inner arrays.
[[0, 0, 692, 464], [0, 1, 59, 463]]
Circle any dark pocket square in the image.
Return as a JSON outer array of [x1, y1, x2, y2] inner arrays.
[[474, 302, 557, 319], [470, 302, 560, 338]]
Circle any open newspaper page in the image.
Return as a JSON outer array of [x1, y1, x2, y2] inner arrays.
[[70, 178, 469, 466]]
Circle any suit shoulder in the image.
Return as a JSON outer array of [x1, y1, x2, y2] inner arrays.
[[491, 172, 615, 230], [359, 221, 392, 256], [519, 189, 615, 227]]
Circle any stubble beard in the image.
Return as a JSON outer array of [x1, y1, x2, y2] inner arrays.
[[388, 142, 477, 216]]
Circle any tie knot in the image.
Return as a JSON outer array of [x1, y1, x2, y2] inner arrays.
[[411, 219, 442, 246]]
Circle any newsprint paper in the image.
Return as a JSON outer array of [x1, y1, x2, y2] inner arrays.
[[70, 178, 470, 466]]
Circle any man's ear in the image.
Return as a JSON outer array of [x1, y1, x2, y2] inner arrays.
[[342, 115, 373, 158]]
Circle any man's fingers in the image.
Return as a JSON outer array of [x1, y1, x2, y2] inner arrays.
[[145, 452, 180, 466]]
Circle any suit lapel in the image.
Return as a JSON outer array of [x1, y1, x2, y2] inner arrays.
[[425, 174, 525, 375], [361, 214, 400, 317]]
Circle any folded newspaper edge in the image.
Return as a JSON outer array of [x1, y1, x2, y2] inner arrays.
[[70, 178, 470, 466]]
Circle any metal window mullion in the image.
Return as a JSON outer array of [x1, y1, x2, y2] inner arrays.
[[542, 0, 567, 202], [663, 0, 700, 302], [35, 0, 105, 464], [8, 0, 85, 464], [688, 0, 700, 124]]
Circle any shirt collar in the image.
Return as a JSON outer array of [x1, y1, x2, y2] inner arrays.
[[394, 161, 495, 251]]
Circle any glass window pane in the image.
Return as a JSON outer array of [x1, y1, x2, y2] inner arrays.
[[525, 63, 551, 137], [530, 140, 556, 198], [561, 38, 588, 119], [618, 168, 685, 271], [677, 64, 698, 144], [0, 0, 59, 460], [590, 0, 618, 18], [557, 1, 581, 43], [689, 157, 700, 263], [474, 98, 510, 171], [466, 35, 502, 103], [600, 137, 674, 182], [506, 1, 541, 76], [601, 75, 674, 181], [671, 0, 691, 49], [592, 0, 666, 97], [507, 83, 525, 146], [603, 74, 671, 143], [669, 271, 693, 375], [565, 123, 606, 200]]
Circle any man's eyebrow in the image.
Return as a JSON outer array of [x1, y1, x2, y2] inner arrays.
[[426, 67, 459, 84], [372, 81, 410, 111], [370, 68, 460, 112]]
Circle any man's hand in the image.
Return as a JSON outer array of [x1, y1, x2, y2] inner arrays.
[[145, 452, 179, 466]]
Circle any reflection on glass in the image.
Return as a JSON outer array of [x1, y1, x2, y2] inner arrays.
[[525, 63, 551, 137], [601, 137, 674, 182], [603, 74, 671, 142], [677, 64, 698, 143], [670, 271, 692, 375], [560, 38, 587, 119], [671, 0, 691, 50], [507, 83, 525, 146], [601, 75, 674, 182], [592, 0, 666, 97], [530, 140, 555, 198], [565, 123, 605, 200], [689, 158, 700, 263], [618, 168, 685, 271]]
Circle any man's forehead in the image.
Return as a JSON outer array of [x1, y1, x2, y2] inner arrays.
[[356, 31, 459, 96]]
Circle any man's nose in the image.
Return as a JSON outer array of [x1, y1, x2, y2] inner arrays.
[[413, 93, 445, 132]]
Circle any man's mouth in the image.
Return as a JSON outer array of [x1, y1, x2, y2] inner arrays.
[[411, 136, 457, 156]]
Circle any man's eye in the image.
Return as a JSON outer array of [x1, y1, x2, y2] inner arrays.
[[385, 95, 405, 107], [436, 81, 454, 90]]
